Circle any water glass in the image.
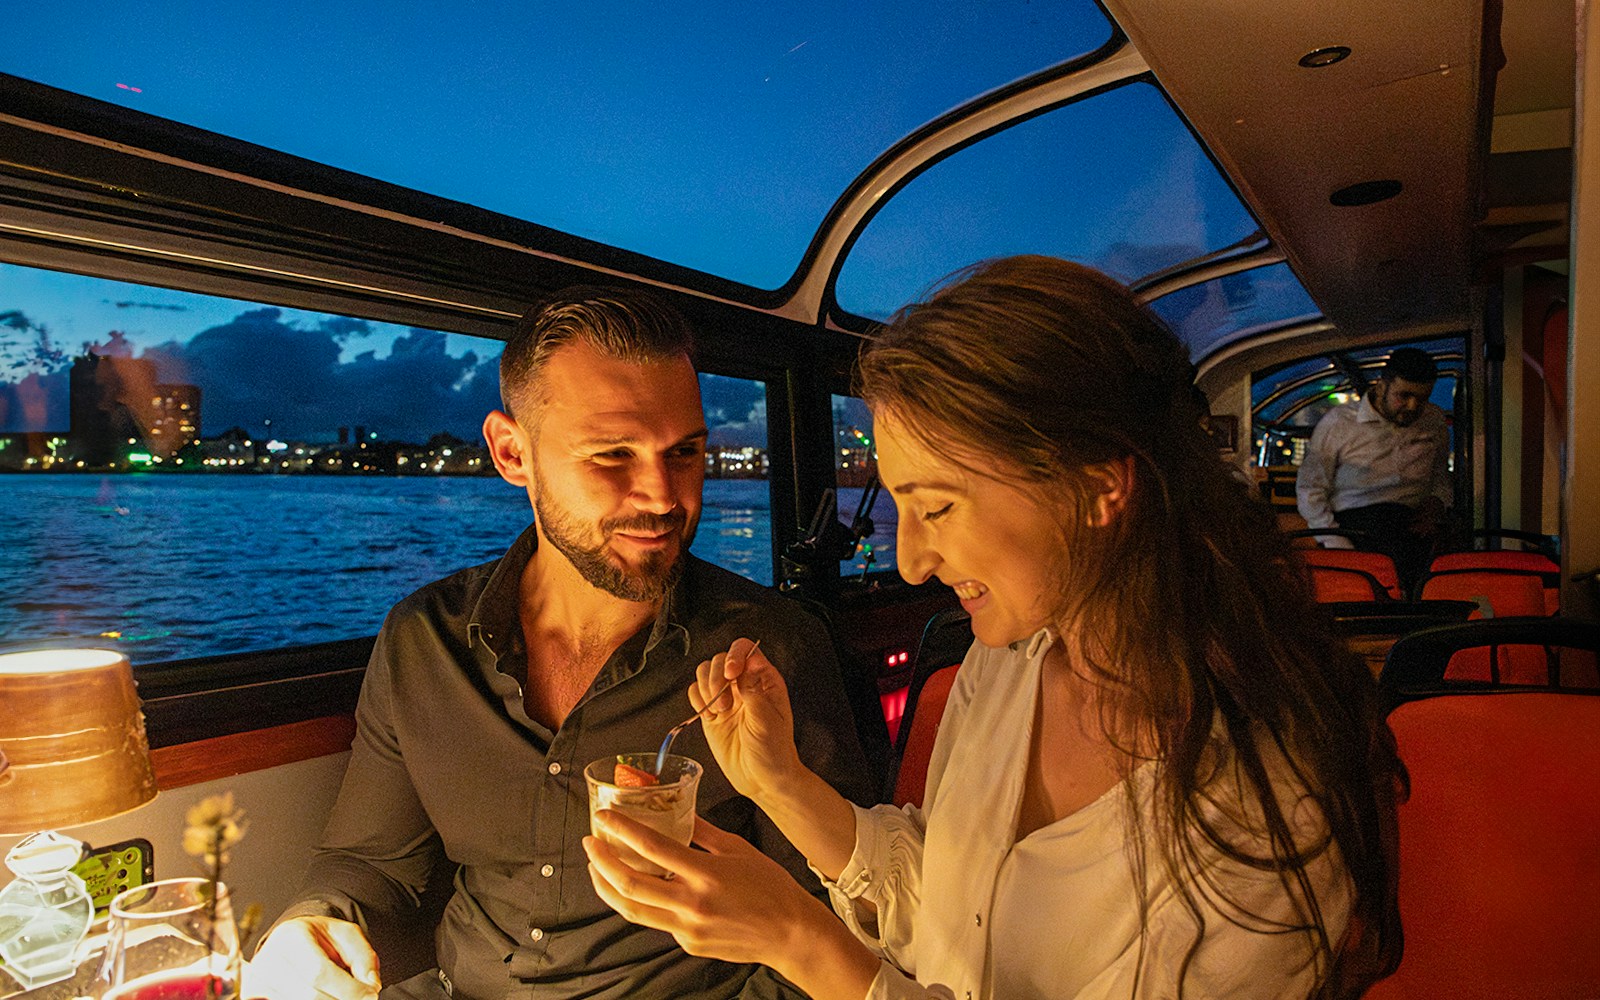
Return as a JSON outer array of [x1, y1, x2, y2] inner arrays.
[[585, 753, 702, 877], [96, 877, 240, 1000]]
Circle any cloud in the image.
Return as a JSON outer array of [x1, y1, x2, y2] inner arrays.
[[109, 299, 189, 312], [0, 310, 38, 331], [701, 377, 766, 446], [318, 316, 372, 341], [1, 306, 772, 446], [0, 310, 68, 377]]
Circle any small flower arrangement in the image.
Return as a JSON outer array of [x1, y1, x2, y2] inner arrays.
[[181, 794, 262, 956]]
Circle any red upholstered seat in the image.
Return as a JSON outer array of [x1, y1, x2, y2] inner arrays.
[[1308, 564, 1391, 603], [1298, 548, 1404, 599], [1416, 568, 1548, 618], [1429, 551, 1561, 614], [1365, 692, 1600, 999], [1415, 571, 1552, 680], [891, 663, 960, 808]]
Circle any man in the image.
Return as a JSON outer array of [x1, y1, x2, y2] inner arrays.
[[251, 288, 873, 999], [1296, 346, 1451, 585]]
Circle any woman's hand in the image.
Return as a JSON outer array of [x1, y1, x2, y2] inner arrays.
[[584, 811, 880, 999], [691, 638, 802, 801]]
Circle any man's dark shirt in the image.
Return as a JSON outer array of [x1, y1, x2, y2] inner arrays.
[[280, 525, 874, 999]]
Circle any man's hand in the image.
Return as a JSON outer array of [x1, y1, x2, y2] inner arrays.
[[245, 916, 381, 1000]]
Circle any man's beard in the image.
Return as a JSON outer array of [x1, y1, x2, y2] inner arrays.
[[534, 482, 695, 603], [1373, 383, 1419, 426]]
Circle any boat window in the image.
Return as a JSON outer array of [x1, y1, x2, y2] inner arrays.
[[695, 374, 775, 586], [4, 3, 1111, 291], [1146, 261, 1322, 358], [0, 264, 775, 664], [831, 395, 898, 579], [833, 81, 1264, 322], [1249, 337, 1465, 466]]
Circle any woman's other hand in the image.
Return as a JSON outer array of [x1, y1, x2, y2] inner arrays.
[[584, 811, 879, 999]]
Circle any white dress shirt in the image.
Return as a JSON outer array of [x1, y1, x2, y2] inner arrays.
[[1296, 395, 1450, 547], [821, 631, 1351, 1000]]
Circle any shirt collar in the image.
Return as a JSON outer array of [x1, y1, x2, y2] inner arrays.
[[1356, 393, 1385, 423], [466, 522, 692, 659], [1013, 626, 1056, 659]]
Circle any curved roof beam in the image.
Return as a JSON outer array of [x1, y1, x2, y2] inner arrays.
[[1131, 243, 1286, 303], [776, 40, 1151, 327]]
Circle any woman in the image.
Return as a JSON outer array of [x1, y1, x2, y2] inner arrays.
[[584, 256, 1402, 999]]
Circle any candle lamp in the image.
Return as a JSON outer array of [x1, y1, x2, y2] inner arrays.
[[0, 649, 158, 988]]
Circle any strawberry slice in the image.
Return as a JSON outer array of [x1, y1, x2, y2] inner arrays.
[[614, 761, 660, 787]]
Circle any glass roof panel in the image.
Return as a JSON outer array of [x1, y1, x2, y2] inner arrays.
[[834, 81, 1264, 321], [5, 2, 1112, 291], [1147, 261, 1321, 358]]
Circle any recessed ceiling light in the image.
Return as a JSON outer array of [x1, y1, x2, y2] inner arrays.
[[1330, 180, 1403, 206], [1299, 46, 1352, 68]]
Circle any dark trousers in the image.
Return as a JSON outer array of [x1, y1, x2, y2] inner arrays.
[[1335, 502, 1439, 593]]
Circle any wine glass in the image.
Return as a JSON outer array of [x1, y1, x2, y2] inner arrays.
[[96, 877, 241, 1000]]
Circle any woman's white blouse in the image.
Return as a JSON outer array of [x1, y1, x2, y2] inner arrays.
[[820, 630, 1352, 1000]]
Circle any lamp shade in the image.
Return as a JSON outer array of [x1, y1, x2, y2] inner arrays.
[[0, 649, 157, 835]]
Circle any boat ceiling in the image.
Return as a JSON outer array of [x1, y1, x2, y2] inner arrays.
[[0, 1, 1573, 368]]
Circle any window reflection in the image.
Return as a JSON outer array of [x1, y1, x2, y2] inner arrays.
[[1146, 261, 1320, 357], [832, 395, 898, 578]]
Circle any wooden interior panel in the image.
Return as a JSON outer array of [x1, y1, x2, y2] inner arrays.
[[151, 714, 356, 790]]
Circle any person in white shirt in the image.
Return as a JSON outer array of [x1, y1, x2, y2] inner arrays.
[[1295, 348, 1451, 584], [583, 256, 1403, 1000]]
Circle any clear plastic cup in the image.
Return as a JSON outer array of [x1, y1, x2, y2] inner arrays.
[[585, 753, 701, 877]]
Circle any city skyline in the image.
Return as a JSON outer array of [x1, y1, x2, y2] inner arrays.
[[2, 264, 772, 447]]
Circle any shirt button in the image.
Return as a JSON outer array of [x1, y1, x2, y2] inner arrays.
[[975, 913, 982, 926], [548, 762, 561, 775], [541, 864, 554, 877], [530, 927, 544, 942]]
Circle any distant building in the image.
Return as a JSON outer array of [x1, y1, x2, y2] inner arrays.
[[148, 383, 200, 458], [707, 446, 768, 479], [0, 433, 69, 471], [69, 353, 201, 464], [198, 427, 257, 468]]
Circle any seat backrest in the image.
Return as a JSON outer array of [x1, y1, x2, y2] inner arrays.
[[1327, 600, 1478, 677], [780, 592, 894, 800], [886, 609, 972, 806], [1380, 617, 1600, 692], [890, 663, 960, 808], [1428, 552, 1560, 613], [1415, 568, 1549, 618], [1299, 548, 1403, 599], [1364, 691, 1600, 1000], [1308, 564, 1390, 602]]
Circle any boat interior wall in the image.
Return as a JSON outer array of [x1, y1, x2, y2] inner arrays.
[[1562, 3, 1600, 621], [0, 750, 351, 932]]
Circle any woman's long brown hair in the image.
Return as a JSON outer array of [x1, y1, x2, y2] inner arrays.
[[857, 256, 1403, 999]]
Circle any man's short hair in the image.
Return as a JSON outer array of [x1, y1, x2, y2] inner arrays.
[[499, 286, 696, 423], [1384, 347, 1437, 384]]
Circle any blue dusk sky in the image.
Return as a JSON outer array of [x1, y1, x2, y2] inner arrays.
[[1, 2, 1312, 439]]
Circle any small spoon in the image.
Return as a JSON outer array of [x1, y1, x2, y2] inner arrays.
[[654, 640, 758, 774]]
